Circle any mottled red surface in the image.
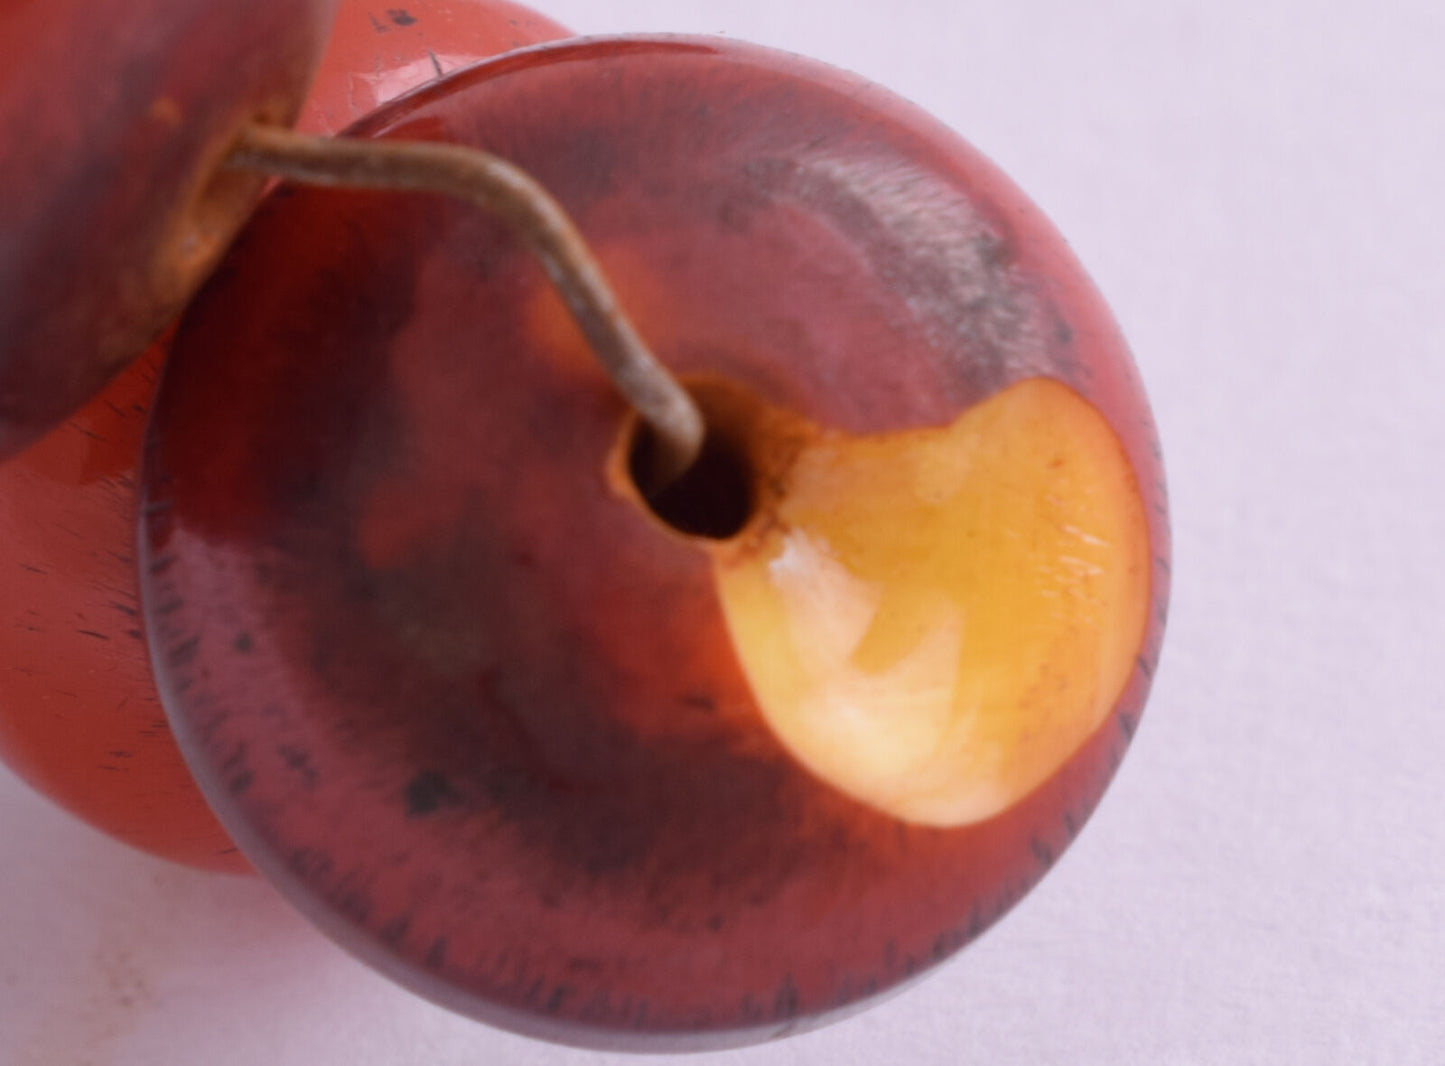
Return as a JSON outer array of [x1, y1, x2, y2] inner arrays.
[[141, 37, 1170, 1049], [0, 0, 340, 460], [0, 0, 570, 872]]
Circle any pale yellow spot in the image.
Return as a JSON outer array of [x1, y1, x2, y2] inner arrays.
[[715, 377, 1150, 826]]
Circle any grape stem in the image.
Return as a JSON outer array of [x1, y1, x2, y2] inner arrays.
[[224, 122, 704, 492]]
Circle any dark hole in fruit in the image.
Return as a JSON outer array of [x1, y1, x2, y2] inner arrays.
[[630, 421, 753, 540]]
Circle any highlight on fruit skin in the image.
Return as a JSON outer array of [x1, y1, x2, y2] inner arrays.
[[0, 0, 574, 873], [139, 35, 1169, 1051], [300, 0, 570, 134]]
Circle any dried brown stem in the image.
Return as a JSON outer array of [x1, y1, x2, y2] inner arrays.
[[225, 122, 704, 491]]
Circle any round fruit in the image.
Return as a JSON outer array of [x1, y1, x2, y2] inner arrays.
[[0, 0, 340, 460], [140, 36, 1168, 1049], [0, 0, 572, 872]]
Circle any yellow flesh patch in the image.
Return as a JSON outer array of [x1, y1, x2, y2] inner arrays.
[[714, 378, 1150, 827]]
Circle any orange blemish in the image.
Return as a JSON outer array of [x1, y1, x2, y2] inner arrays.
[[522, 242, 689, 382], [148, 96, 183, 128]]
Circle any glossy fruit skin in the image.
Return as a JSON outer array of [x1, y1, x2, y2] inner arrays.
[[0, 0, 572, 873], [0, 0, 341, 461], [302, 0, 570, 134], [0, 344, 246, 867], [140, 37, 1169, 1049]]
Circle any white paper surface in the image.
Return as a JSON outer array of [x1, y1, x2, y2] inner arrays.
[[3, 1, 1442, 1062]]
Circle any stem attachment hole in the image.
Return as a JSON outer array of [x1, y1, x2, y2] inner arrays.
[[629, 398, 754, 540]]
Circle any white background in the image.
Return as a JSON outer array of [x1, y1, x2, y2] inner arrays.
[[3, 0, 1442, 1062]]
